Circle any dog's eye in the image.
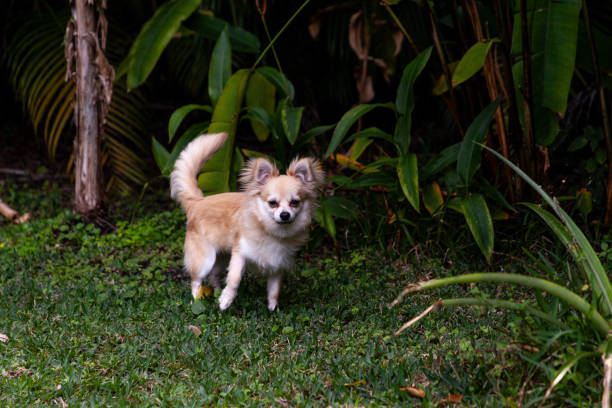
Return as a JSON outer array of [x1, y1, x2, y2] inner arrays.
[[290, 199, 300, 207], [268, 200, 279, 208]]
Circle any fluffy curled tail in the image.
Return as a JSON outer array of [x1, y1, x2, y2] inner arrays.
[[170, 132, 228, 210]]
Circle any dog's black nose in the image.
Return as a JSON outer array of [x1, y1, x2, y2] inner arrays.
[[280, 211, 290, 221]]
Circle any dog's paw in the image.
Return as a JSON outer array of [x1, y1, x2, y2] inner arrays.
[[267, 300, 278, 312], [218, 288, 236, 311]]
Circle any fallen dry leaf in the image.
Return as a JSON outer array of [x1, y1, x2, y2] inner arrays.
[[344, 380, 367, 387], [0, 333, 8, 342], [399, 386, 426, 398], [448, 394, 463, 403], [195, 285, 213, 299], [188, 325, 202, 336]]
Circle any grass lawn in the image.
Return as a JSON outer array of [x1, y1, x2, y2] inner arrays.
[[0, 182, 601, 406]]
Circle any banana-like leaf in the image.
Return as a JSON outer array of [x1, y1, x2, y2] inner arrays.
[[459, 194, 494, 262], [511, 0, 581, 146], [326, 103, 395, 157], [121, 0, 201, 89], [512, 0, 581, 115], [182, 12, 261, 54], [397, 154, 419, 212], [457, 98, 500, 186], [198, 69, 251, 195], [246, 71, 276, 142], [208, 26, 231, 107]]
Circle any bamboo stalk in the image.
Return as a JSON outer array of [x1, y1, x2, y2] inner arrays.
[[464, 0, 513, 201]]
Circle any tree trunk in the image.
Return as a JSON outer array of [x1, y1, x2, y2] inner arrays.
[[65, 0, 114, 217]]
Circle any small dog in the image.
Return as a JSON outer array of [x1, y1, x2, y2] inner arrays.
[[170, 132, 324, 311]]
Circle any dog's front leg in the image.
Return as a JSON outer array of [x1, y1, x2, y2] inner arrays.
[[267, 274, 282, 311], [218, 251, 245, 310]]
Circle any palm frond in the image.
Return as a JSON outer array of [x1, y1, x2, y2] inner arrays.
[[4, 12, 151, 194]]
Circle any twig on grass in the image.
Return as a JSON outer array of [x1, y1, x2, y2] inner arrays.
[[393, 301, 442, 337]]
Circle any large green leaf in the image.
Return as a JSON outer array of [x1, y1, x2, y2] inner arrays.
[[451, 39, 498, 88], [457, 98, 500, 186], [152, 137, 170, 172], [246, 72, 276, 142], [122, 0, 201, 89], [394, 47, 432, 154], [396, 46, 432, 115], [208, 26, 232, 107], [511, 0, 581, 146], [420, 143, 461, 179], [397, 154, 419, 212], [182, 12, 260, 53], [460, 194, 494, 262], [255, 67, 295, 100], [168, 104, 212, 142], [163, 122, 210, 176], [198, 69, 251, 195], [280, 100, 304, 145], [326, 103, 395, 157]]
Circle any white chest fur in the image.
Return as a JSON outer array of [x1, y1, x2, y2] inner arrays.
[[239, 234, 297, 272]]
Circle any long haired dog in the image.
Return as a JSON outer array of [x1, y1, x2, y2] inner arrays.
[[170, 133, 324, 311]]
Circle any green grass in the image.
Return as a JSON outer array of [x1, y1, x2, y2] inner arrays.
[[0, 181, 601, 406]]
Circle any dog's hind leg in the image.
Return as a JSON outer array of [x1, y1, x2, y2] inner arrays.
[[184, 238, 216, 299]]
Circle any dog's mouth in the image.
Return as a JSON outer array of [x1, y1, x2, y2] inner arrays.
[[275, 220, 293, 225]]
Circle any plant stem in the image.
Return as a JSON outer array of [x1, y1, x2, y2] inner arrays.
[[411, 272, 611, 335], [251, 0, 311, 71]]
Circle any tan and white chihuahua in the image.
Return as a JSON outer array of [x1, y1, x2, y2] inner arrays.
[[170, 133, 324, 311]]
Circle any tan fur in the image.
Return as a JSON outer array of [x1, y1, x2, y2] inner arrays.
[[170, 133, 325, 311]]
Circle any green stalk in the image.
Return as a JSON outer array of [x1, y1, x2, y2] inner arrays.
[[479, 143, 612, 317], [441, 298, 560, 324], [411, 273, 611, 335], [383, 5, 419, 55], [251, 0, 311, 71]]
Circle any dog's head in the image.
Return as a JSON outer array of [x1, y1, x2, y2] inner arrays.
[[240, 157, 325, 234]]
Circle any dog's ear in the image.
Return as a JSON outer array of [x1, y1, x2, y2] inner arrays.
[[240, 158, 279, 193], [287, 158, 325, 194]]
